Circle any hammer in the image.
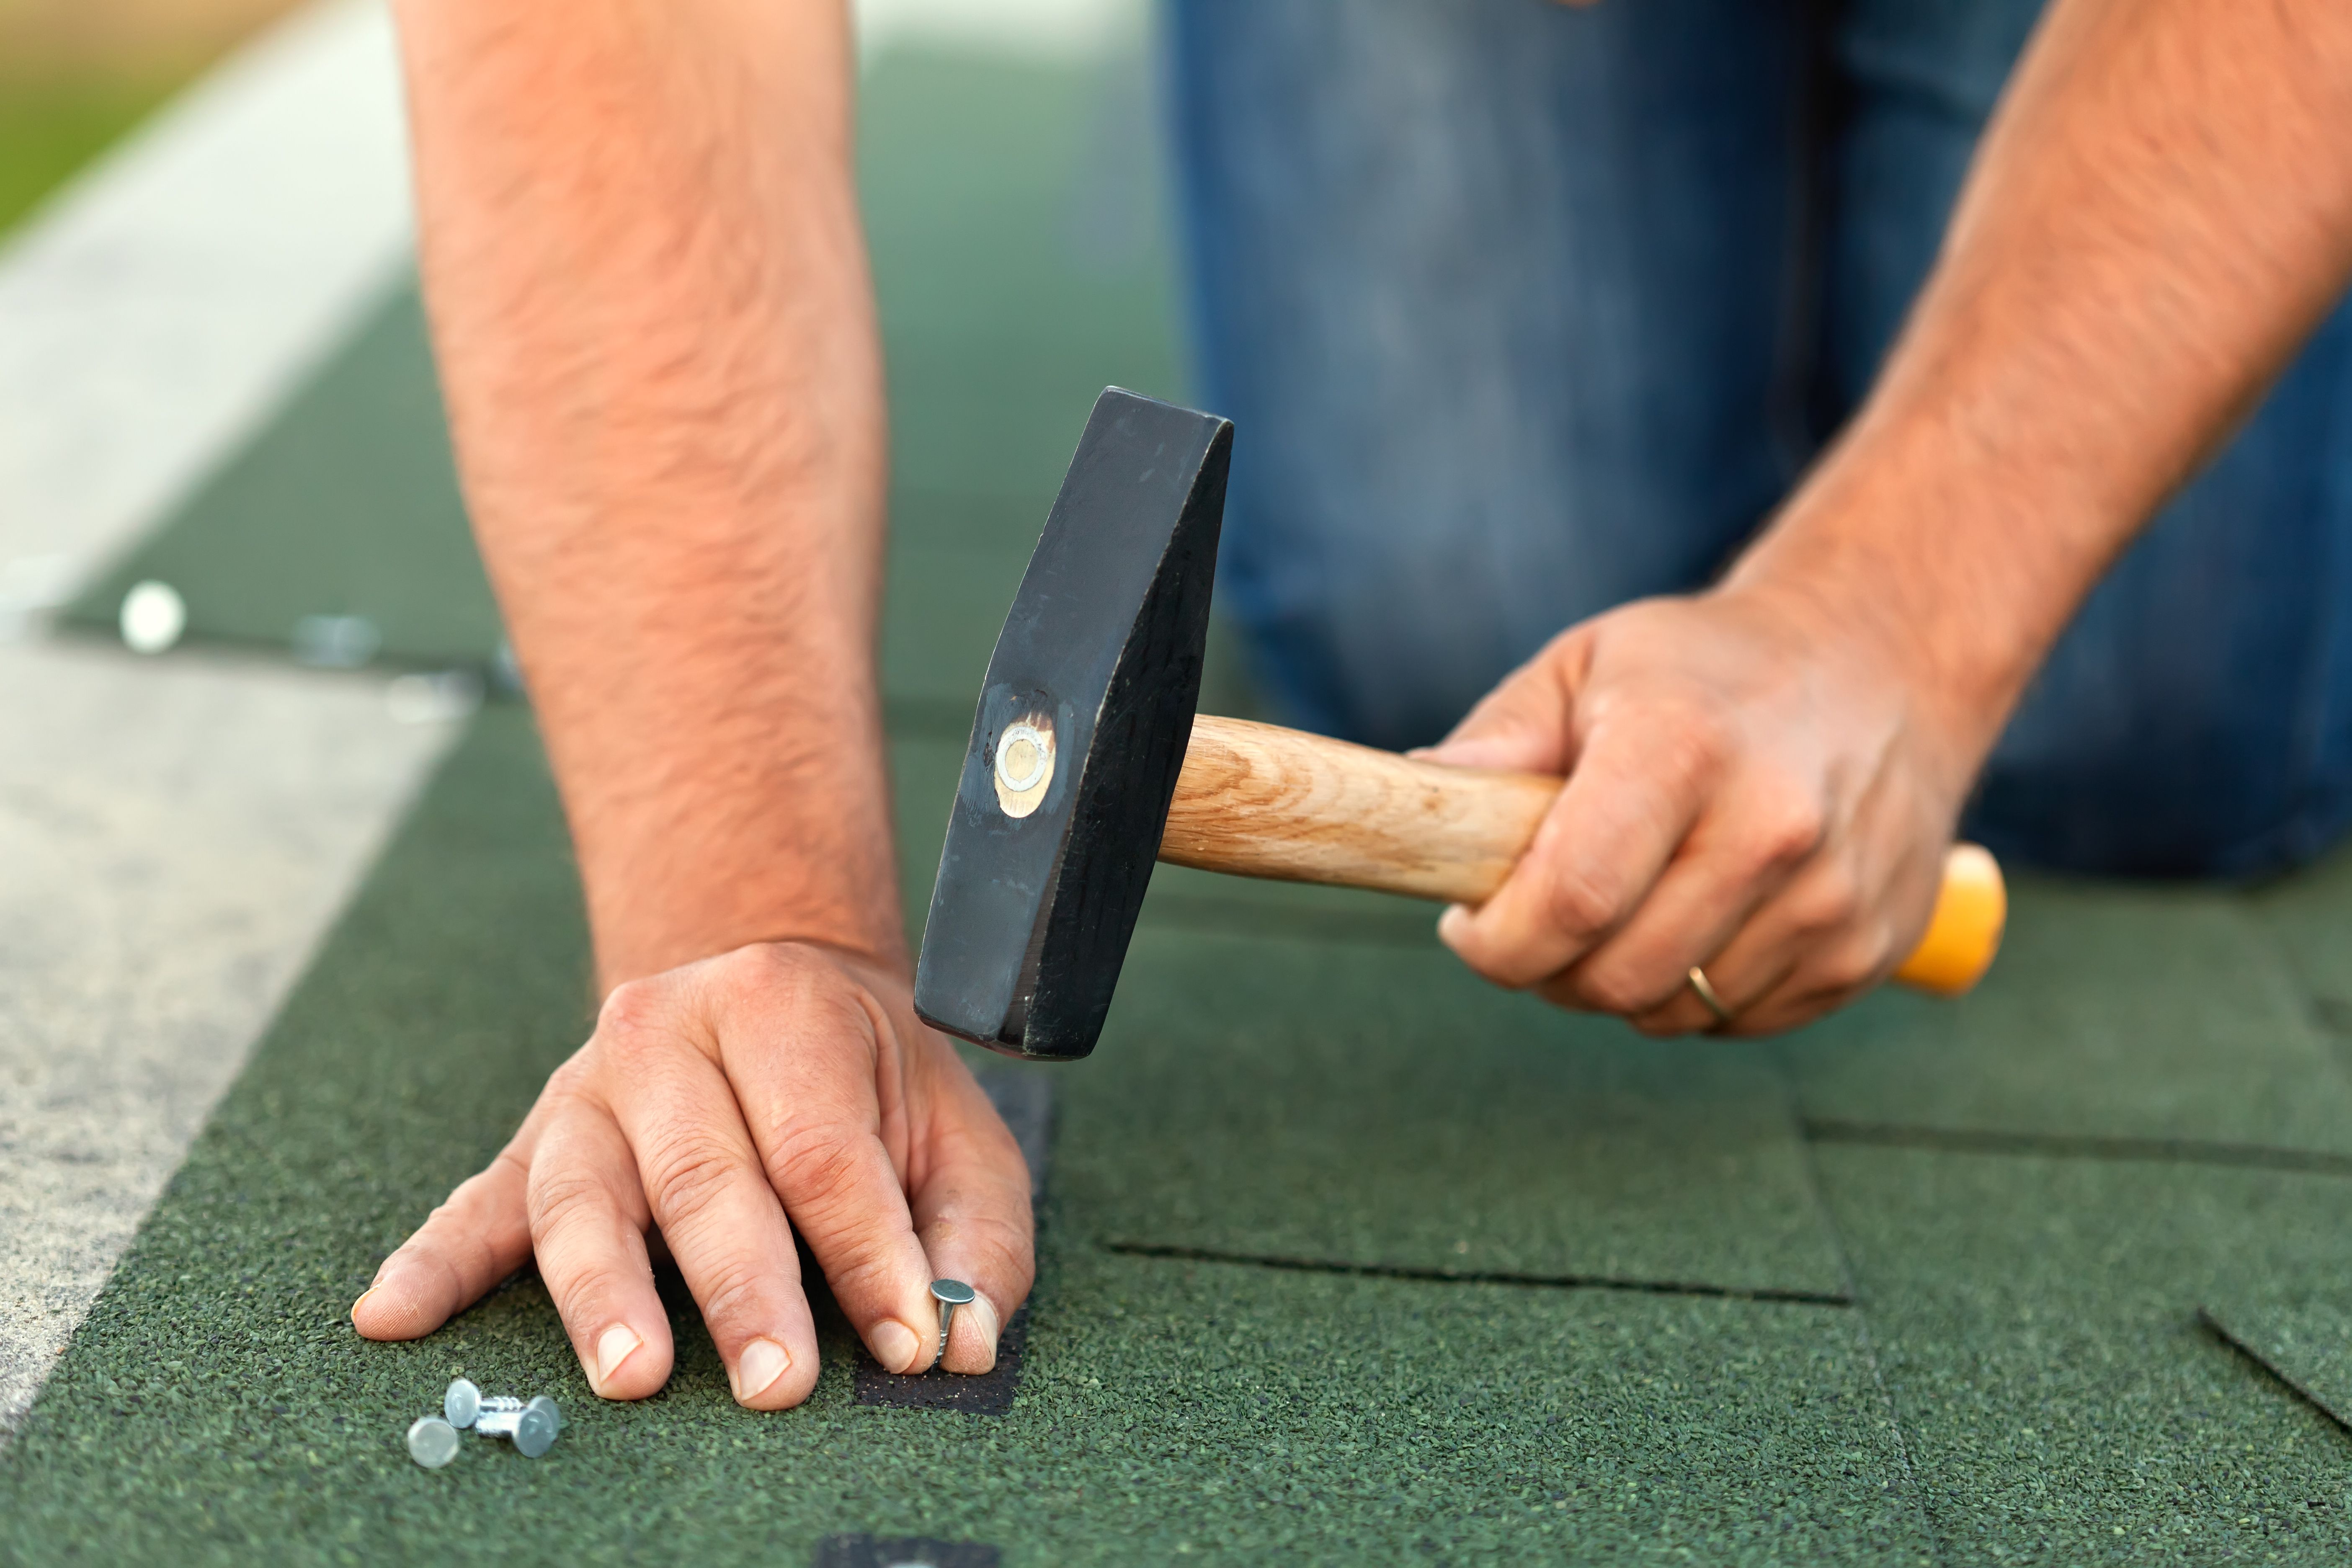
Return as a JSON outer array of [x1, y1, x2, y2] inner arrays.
[[914, 389, 2006, 1060]]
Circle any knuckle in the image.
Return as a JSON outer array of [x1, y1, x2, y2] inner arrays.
[[408, 1210, 503, 1299], [549, 1261, 648, 1330], [806, 1239, 903, 1309], [683, 1259, 774, 1332], [711, 941, 817, 1001], [542, 1051, 594, 1098], [707, 943, 887, 1052], [1577, 962, 1672, 1019], [770, 1121, 874, 1222], [488, 1142, 534, 1189], [1791, 863, 1863, 935], [1744, 790, 1827, 871], [595, 976, 671, 1039], [527, 1162, 613, 1237], [593, 982, 698, 1073], [639, 1131, 748, 1231], [929, 1207, 1035, 1277], [1543, 866, 1624, 943], [426, 1168, 490, 1224], [1818, 928, 1893, 994], [1651, 703, 1731, 787]]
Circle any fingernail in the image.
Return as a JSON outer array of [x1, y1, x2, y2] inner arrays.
[[1437, 905, 1471, 947], [593, 1323, 644, 1387], [349, 1287, 381, 1322], [734, 1337, 791, 1401], [871, 1318, 923, 1373], [963, 1294, 1002, 1371]]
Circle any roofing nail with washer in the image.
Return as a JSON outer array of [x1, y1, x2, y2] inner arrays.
[[474, 1397, 563, 1459], [407, 1415, 461, 1469], [444, 1377, 495, 1429], [930, 1279, 977, 1367]]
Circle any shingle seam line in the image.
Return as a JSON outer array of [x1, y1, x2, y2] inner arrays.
[[1099, 1242, 1854, 1306], [2197, 1308, 2352, 1439], [1789, 1117, 1942, 1564], [1802, 1118, 2352, 1175]]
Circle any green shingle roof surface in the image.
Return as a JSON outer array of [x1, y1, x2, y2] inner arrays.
[[16, 41, 2352, 1568], [1781, 884, 2352, 1155]]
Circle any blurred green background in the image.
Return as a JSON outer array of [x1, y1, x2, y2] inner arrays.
[[0, 0, 301, 234]]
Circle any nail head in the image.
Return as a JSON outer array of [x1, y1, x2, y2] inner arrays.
[[407, 1415, 461, 1469]]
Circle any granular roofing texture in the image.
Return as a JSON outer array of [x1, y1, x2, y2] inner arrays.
[[1057, 926, 1847, 1299], [1779, 880, 2352, 1155], [1813, 1148, 2352, 1560], [2200, 1292, 2352, 1433], [0, 712, 1934, 1566], [16, 39, 2352, 1568]]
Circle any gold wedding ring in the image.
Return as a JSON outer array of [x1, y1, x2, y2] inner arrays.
[[1686, 965, 1733, 1026]]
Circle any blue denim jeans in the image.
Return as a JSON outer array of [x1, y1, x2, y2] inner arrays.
[[1166, 0, 2352, 878]]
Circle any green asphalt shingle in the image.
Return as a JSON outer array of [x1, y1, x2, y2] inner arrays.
[[0, 710, 1933, 1566], [2252, 848, 2352, 1029], [1779, 879, 2352, 1155], [2199, 1292, 2352, 1432], [1813, 1148, 2352, 1560], [1056, 926, 1847, 1299]]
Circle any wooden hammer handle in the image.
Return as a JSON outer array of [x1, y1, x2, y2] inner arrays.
[[1158, 715, 2005, 997]]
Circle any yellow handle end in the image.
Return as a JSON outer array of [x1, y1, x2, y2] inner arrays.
[[1892, 842, 2006, 997]]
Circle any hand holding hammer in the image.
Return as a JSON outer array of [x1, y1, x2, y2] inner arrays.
[[917, 391, 2004, 1059]]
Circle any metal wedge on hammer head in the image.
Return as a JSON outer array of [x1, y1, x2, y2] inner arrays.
[[915, 389, 2010, 1063], [913, 388, 1230, 1060]]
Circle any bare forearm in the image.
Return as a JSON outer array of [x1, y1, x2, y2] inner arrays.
[[393, 0, 895, 986], [1736, 0, 2352, 765]]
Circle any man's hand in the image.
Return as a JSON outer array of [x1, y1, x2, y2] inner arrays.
[[353, 941, 1032, 1406], [1435, 0, 2352, 1036], [1426, 588, 1973, 1037]]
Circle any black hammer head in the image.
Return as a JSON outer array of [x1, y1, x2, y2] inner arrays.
[[913, 389, 1231, 1060]]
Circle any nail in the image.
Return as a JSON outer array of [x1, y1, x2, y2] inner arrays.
[[735, 1337, 791, 1401], [1437, 905, 1472, 947], [870, 1318, 923, 1373], [593, 1323, 643, 1388], [930, 1279, 977, 1365], [959, 1292, 1002, 1372], [349, 1287, 381, 1322]]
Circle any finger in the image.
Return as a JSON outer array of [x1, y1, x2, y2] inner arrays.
[[1550, 782, 1826, 1019], [1726, 902, 1906, 1036], [1417, 637, 1583, 774], [1622, 947, 1802, 1038], [1635, 850, 1886, 1038], [713, 951, 937, 1375], [601, 989, 821, 1409], [906, 1057, 1036, 1374], [523, 1096, 676, 1401], [353, 1120, 541, 1341], [1439, 714, 1717, 988]]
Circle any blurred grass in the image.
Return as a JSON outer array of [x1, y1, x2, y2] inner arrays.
[[0, 0, 305, 237], [0, 72, 181, 235]]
